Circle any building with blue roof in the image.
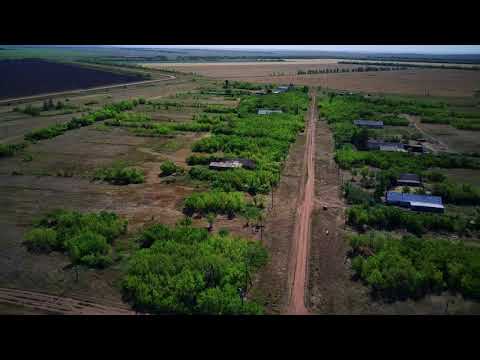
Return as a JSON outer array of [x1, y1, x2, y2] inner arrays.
[[354, 119, 384, 129], [386, 191, 444, 213]]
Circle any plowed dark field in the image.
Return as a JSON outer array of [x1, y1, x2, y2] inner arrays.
[[0, 59, 145, 100]]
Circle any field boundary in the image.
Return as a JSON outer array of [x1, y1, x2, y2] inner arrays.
[[0, 75, 176, 105]]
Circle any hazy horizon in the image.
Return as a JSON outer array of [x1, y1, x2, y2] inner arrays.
[[113, 45, 480, 55]]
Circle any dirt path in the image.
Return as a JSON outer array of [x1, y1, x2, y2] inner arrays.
[[0, 287, 138, 315], [408, 115, 449, 152], [286, 92, 317, 315], [0, 76, 176, 105]]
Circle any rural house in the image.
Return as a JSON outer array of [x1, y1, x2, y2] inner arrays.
[[257, 109, 283, 115], [405, 141, 425, 153], [396, 173, 422, 187], [367, 139, 406, 152], [354, 119, 384, 129], [386, 191, 444, 213], [209, 160, 243, 170], [209, 158, 256, 171], [272, 86, 290, 94]]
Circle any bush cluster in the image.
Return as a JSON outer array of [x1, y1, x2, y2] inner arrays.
[[0, 142, 26, 158], [160, 160, 185, 176], [349, 232, 480, 300], [24, 99, 142, 142], [24, 210, 127, 268], [93, 163, 145, 185], [183, 191, 247, 217], [347, 205, 480, 236], [122, 222, 268, 314]]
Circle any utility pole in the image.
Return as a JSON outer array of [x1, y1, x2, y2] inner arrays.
[[270, 180, 274, 210]]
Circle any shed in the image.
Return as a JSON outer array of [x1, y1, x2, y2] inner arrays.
[[272, 86, 289, 94], [386, 191, 444, 213], [396, 173, 422, 187], [233, 158, 256, 170], [405, 142, 425, 153], [209, 158, 256, 171], [354, 119, 384, 129], [367, 139, 405, 152], [257, 109, 283, 115], [209, 160, 243, 170]]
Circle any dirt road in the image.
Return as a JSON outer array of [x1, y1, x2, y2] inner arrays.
[[0, 287, 137, 315], [0, 75, 176, 105], [286, 92, 317, 315]]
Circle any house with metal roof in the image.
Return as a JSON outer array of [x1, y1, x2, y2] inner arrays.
[[272, 86, 290, 94], [209, 158, 256, 171], [396, 173, 422, 187], [354, 119, 384, 129], [386, 191, 444, 213], [367, 139, 406, 152], [257, 109, 283, 115], [209, 160, 243, 170]]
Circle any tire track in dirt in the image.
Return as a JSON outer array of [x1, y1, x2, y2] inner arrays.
[[286, 92, 317, 315], [0, 287, 138, 315]]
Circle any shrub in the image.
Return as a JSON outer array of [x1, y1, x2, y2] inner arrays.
[[24, 210, 127, 268], [65, 232, 113, 268], [0, 143, 26, 158], [183, 191, 247, 217], [160, 160, 183, 176], [93, 164, 145, 185], [343, 182, 375, 205], [24, 228, 58, 253]]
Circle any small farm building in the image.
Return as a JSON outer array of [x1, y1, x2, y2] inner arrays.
[[209, 160, 243, 170], [396, 173, 422, 187], [272, 86, 290, 94], [209, 158, 256, 171], [386, 191, 444, 213], [354, 119, 384, 129], [367, 140, 405, 152], [257, 109, 283, 115]]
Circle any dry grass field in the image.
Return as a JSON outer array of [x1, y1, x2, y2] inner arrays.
[[144, 60, 480, 97], [0, 73, 255, 312]]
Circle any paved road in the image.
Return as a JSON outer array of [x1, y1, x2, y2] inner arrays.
[[286, 92, 317, 315], [0, 287, 138, 315], [0, 75, 176, 105]]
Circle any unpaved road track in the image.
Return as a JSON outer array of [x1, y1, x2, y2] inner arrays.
[[0, 75, 176, 105], [0, 287, 137, 315], [286, 92, 317, 315]]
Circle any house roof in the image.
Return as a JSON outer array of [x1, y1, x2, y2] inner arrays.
[[257, 109, 283, 115], [398, 173, 421, 182], [368, 139, 405, 149], [209, 161, 243, 169], [386, 191, 443, 206], [354, 119, 384, 127], [410, 201, 445, 209]]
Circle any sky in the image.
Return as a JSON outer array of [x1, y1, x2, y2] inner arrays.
[[114, 45, 480, 54]]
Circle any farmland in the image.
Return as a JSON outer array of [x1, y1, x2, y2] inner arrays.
[[0, 59, 154, 100], [144, 60, 480, 97], [0, 66, 313, 314], [1, 47, 480, 315]]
